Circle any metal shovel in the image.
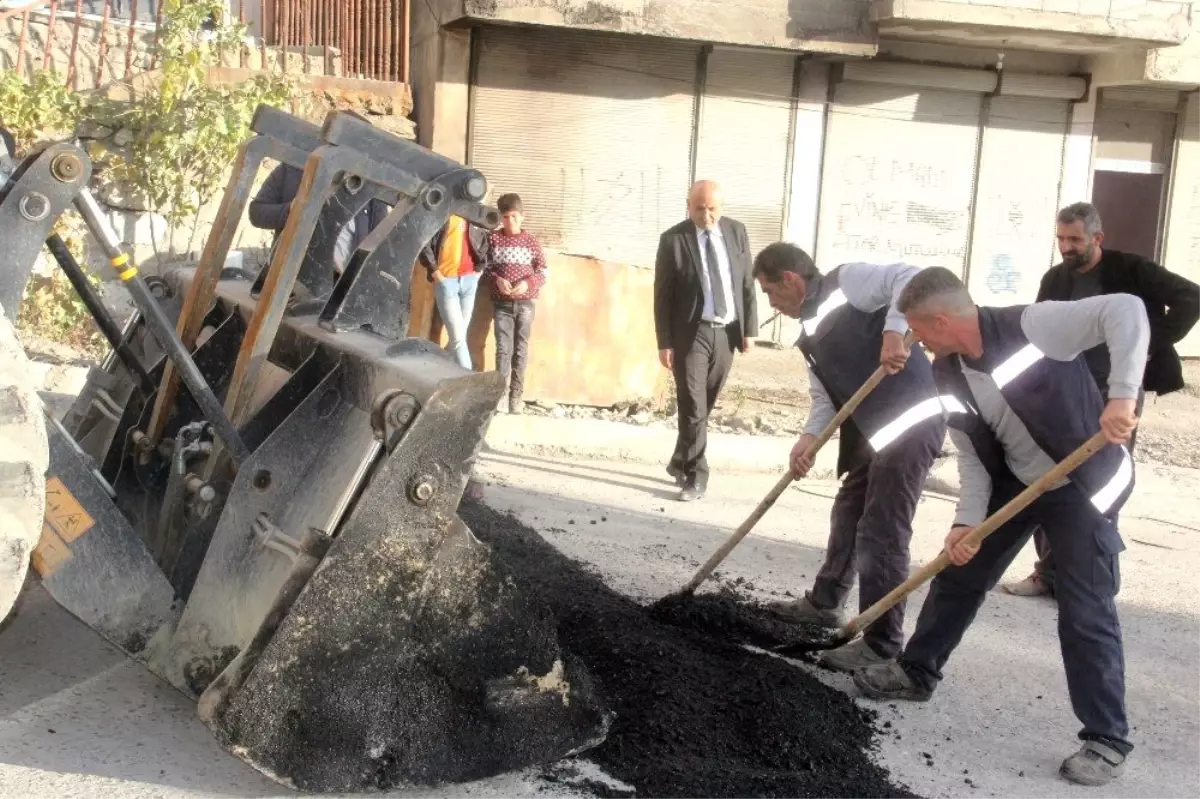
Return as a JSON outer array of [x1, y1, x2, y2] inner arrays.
[[662, 331, 916, 602], [773, 430, 1111, 655]]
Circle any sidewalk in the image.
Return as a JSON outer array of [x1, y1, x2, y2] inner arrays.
[[485, 413, 965, 495]]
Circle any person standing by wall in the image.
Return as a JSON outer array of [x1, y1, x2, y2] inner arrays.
[[654, 180, 757, 502], [249, 163, 391, 273], [488, 193, 547, 414], [1003, 201, 1200, 598], [248, 111, 390, 276], [419, 215, 490, 370]]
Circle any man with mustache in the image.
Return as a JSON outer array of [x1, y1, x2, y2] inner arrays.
[[1003, 202, 1199, 599]]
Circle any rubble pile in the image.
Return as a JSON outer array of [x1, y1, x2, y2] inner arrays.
[[461, 501, 912, 798]]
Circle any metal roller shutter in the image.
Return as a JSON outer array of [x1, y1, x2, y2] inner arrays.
[[693, 47, 796, 343], [469, 26, 700, 268], [967, 95, 1070, 306], [815, 72, 985, 275], [693, 49, 796, 255], [1163, 91, 1200, 357]]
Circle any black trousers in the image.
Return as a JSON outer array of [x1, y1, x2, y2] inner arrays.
[[900, 484, 1131, 755], [494, 300, 535, 398], [669, 322, 735, 483], [809, 419, 945, 658], [1033, 390, 1143, 588]]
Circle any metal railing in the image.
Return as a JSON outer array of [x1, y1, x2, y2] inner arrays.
[[1, 0, 412, 89], [266, 0, 410, 83]]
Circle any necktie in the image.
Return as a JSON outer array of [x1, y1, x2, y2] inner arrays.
[[704, 231, 728, 320]]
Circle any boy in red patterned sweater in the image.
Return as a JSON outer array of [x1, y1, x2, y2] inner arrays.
[[488, 193, 547, 414]]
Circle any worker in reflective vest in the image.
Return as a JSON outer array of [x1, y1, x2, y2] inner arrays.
[[853, 266, 1146, 787], [753, 243, 947, 673]]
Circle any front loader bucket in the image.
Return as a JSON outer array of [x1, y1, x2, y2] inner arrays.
[[191, 364, 610, 792], [9, 106, 609, 793]]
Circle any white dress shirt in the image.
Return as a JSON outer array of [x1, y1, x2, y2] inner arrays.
[[695, 224, 736, 325]]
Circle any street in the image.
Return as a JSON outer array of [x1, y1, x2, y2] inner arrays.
[[1, 411, 1197, 798]]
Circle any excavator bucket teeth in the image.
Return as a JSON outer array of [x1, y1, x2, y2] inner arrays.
[[196, 371, 610, 791]]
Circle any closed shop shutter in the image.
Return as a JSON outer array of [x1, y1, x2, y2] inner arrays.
[[469, 26, 699, 268], [967, 80, 1080, 306], [1163, 90, 1200, 357], [693, 48, 796, 342], [814, 64, 988, 276], [694, 49, 796, 255]]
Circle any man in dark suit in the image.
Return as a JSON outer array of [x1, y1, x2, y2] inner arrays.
[[654, 180, 758, 501], [1003, 201, 1199, 598]]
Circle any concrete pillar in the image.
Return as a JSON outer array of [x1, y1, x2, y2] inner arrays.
[[431, 28, 472, 164], [1162, 90, 1200, 357], [785, 60, 829, 257], [775, 60, 831, 348], [1058, 90, 1097, 209], [409, 1, 471, 162]]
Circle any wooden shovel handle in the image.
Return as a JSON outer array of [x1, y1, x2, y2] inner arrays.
[[844, 429, 1110, 637], [677, 331, 916, 596]]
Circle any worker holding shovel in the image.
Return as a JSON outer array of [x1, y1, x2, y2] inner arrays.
[[752, 243, 946, 673], [853, 267, 1147, 787]]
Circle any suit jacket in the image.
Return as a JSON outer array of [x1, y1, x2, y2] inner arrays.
[[1037, 248, 1199, 395], [654, 217, 757, 352], [248, 163, 391, 251]]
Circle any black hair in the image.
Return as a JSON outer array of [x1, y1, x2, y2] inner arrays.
[[752, 242, 820, 284], [497, 193, 523, 214]]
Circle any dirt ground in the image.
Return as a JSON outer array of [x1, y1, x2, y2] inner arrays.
[[523, 343, 1200, 470], [722, 344, 1200, 469]]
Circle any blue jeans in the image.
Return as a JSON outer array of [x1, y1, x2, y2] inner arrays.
[[433, 272, 480, 369]]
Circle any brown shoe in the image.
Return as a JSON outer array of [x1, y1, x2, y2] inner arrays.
[[1001, 571, 1052, 597]]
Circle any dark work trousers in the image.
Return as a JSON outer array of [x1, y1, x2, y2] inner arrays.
[[899, 483, 1131, 756], [494, 300, 535, 399], [669, 322, 735, 484], [1033, 390, 1144, 590], [808, 418, 945, 658]]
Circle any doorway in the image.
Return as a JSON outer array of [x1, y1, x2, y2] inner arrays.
[[1091, 168, 1165, 260]]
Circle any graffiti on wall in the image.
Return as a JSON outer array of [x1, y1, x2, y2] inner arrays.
[[824, 154, 971, 268], [985, 253, 1020, 295], [970, 191, 1057, 304]]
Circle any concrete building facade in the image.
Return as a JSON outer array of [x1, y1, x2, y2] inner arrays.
[[411, 0, 1200, 355]]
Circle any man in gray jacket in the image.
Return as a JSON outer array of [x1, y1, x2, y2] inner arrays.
[[754, 244, 945, 673], [854, 267, 1147, 787]]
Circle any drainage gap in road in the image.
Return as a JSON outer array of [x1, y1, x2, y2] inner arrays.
[[460, 500, 914, 799]]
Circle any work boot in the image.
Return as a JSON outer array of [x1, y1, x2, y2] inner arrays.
[[767, 592, 843, 628], [1001, 571, 1053, 598], [1060, 741, 1126, 786], [818, 639, 889, 673], [679, 477, 706, 502], [853, 661, 933, 702]]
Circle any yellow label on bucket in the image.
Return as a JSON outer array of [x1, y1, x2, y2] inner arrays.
[[32, 523, 73, 577], [43, 477, 94, 542]]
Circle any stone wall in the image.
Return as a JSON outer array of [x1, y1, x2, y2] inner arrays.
[[0, 12, 156, 90], [1, 12, 344, 93]]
